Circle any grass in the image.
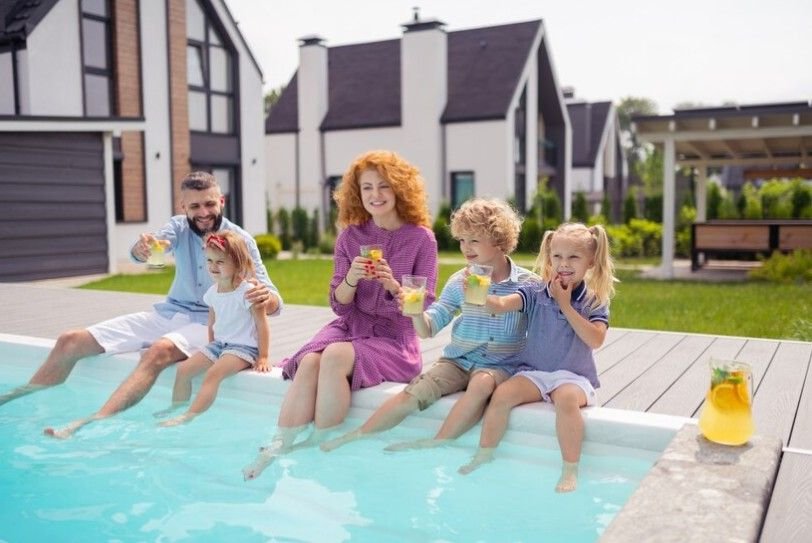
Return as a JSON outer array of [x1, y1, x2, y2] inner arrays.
[[80, 258, 812, 341]]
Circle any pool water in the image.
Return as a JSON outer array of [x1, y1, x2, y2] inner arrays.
[[0, 342, 659, 543]]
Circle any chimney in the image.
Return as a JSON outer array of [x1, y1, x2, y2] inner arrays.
[[296, 34, 328, 212], [400, 12, 447, 211]]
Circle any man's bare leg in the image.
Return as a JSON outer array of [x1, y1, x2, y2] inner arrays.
[[43, 339, 184, 438], [0, 330, 102, 407], [320, 392, 420, 452]]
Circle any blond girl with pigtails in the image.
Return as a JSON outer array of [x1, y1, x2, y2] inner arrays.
[[459, 223, 618, 493]]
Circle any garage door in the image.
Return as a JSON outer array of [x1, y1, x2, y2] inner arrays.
[[0, 132, 108, 281]]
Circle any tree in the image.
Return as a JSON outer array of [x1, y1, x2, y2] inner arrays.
[[615, 96, 658, 157], [572, 192, 589, 223], [264, 85, 286, 114]]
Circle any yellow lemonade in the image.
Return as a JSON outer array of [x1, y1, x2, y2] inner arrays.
[[360, 245, 383, 261], [402, 287, 425, 315], [698, 366, 754, 446], [465, 274, 491, 305], [147, 241, 166, 269]]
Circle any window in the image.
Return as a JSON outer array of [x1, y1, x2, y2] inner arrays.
[[186, 0, 235, 134], [513, 86, 528, 212], [451, 172, 475, 209], [81, 0, 113, 116]]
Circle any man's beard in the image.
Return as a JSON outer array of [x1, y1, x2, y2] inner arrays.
[[187, 213, 223, 237]]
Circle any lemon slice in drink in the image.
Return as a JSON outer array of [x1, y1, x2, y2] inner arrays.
[[710, 383, 737, 410]]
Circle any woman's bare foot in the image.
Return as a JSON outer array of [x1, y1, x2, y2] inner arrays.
[[242, 448, 279, 481], [384, 438, 448, 452], [555, 461, 579, 493], [458, 447, 495, 475]]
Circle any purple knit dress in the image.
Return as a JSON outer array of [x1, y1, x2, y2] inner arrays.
[[281, 220, 438, 390]]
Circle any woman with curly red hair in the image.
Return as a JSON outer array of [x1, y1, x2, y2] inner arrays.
[[243, 150, 438, 480]]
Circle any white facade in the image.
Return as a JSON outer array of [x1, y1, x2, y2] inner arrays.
[[265, 20, 572, 223], [21, 0, 83, 115]]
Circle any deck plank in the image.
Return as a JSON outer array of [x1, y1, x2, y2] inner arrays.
[[787, 345, 812, 450], [759, 453, 812, 543], [597, 332, 685, 406], [752, 341, 812, 445], [594, 330, 656, 373], [603, 333, 713, 412], [647, 336, 746, 417]]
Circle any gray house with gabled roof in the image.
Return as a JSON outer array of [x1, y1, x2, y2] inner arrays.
[[566, 94, 628, 222], [265, 16, 572, 225]]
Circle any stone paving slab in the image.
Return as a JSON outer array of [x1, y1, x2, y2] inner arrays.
[[600, 424, 782, 543]]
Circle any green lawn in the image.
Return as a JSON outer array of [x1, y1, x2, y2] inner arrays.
[[80, 258, 812, 341]]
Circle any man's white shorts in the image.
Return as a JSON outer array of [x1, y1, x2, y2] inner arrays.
[[87, 311, 208, 358]]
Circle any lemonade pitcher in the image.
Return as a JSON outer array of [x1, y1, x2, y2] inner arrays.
[[698, 359, 754, 446]]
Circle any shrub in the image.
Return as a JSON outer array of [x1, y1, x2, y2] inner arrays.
[[276, 208, 292, 250], [643, 193, 663, 222], [432, 216, 454, 251], [790, 179, 812, 218], [707, 182, 722, 219], [675, 204, 696, 258], [572, 192, 589, 223], [748, 250, 812, 284], [254, 233, 282, 259], [623, 190, 638, 224], [606, 224, 642, 257], [291, 207, 309, 249], [628, 218, 662, 256], [519, 217, 542, 253], [600, 194, 613, 224], [318, 233, 336, 255], [308, 208, 320, 249], [740, 183, 763, 219]]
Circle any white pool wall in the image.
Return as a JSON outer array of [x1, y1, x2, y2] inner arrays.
[[1, 333, 689, 453]]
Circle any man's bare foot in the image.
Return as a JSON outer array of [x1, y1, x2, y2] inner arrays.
[[0, 384, 46, 407], [43, 417, 96, 439], [158, 413, 194, 427], [458, 447, 495, 475], [384, 438, 448, 452], [320, 429, 366, 452], [555, 461, 579, 493]]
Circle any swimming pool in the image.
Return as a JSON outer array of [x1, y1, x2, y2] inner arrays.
[[0, 337, 684, 542]]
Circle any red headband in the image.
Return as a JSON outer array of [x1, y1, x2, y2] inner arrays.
[[206, 234, 228, 251]]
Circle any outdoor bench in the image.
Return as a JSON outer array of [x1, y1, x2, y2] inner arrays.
[[691, 220, 812, 271]]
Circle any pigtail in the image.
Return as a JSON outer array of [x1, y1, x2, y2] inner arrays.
[[585, 224, 617, 310], [534, 229, 556, 281]]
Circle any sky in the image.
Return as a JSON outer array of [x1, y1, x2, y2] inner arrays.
[[224, 0, 812, 114]]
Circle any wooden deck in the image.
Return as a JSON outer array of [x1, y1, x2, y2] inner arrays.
[[0, 283, 810, 541]]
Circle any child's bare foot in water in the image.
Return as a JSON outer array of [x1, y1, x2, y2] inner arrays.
[[555, 461, 579, 493], [458, 447, 495, 475]]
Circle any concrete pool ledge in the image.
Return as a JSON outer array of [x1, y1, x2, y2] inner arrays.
[[600, 424, 782, 543]]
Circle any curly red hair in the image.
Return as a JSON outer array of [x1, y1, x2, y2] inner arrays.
[[333, 150, 431, 228]]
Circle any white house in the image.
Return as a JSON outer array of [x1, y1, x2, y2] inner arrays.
[[566, 93, 628, 221], [265, 16, 572, 227], [0, 0, 266, 281]]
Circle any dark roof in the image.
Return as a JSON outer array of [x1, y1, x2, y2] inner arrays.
[[320, 39, 401, 131], [567, 101, 612, 167], [265, 72, 299, 133], [265, 19, 543, 133], [0, 0, 59, 43], [442, 20, 541, 123]]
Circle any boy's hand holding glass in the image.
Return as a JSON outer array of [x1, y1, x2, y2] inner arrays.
[[464, 264, 493, 305]]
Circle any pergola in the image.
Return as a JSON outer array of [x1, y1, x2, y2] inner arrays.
[[631, 101, 812, 278]]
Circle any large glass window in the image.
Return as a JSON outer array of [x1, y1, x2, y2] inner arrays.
[[81, 0, 113, 116], [186, 0, 235, 134], [451, 172, 475, 209]]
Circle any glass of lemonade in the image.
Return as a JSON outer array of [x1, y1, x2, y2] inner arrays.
[[401, 275, 427, 316], [360, 244, 383, 262], [147, 239, 167, 269], [464, 264, 493, 305], [698, 358, 754, 446]]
